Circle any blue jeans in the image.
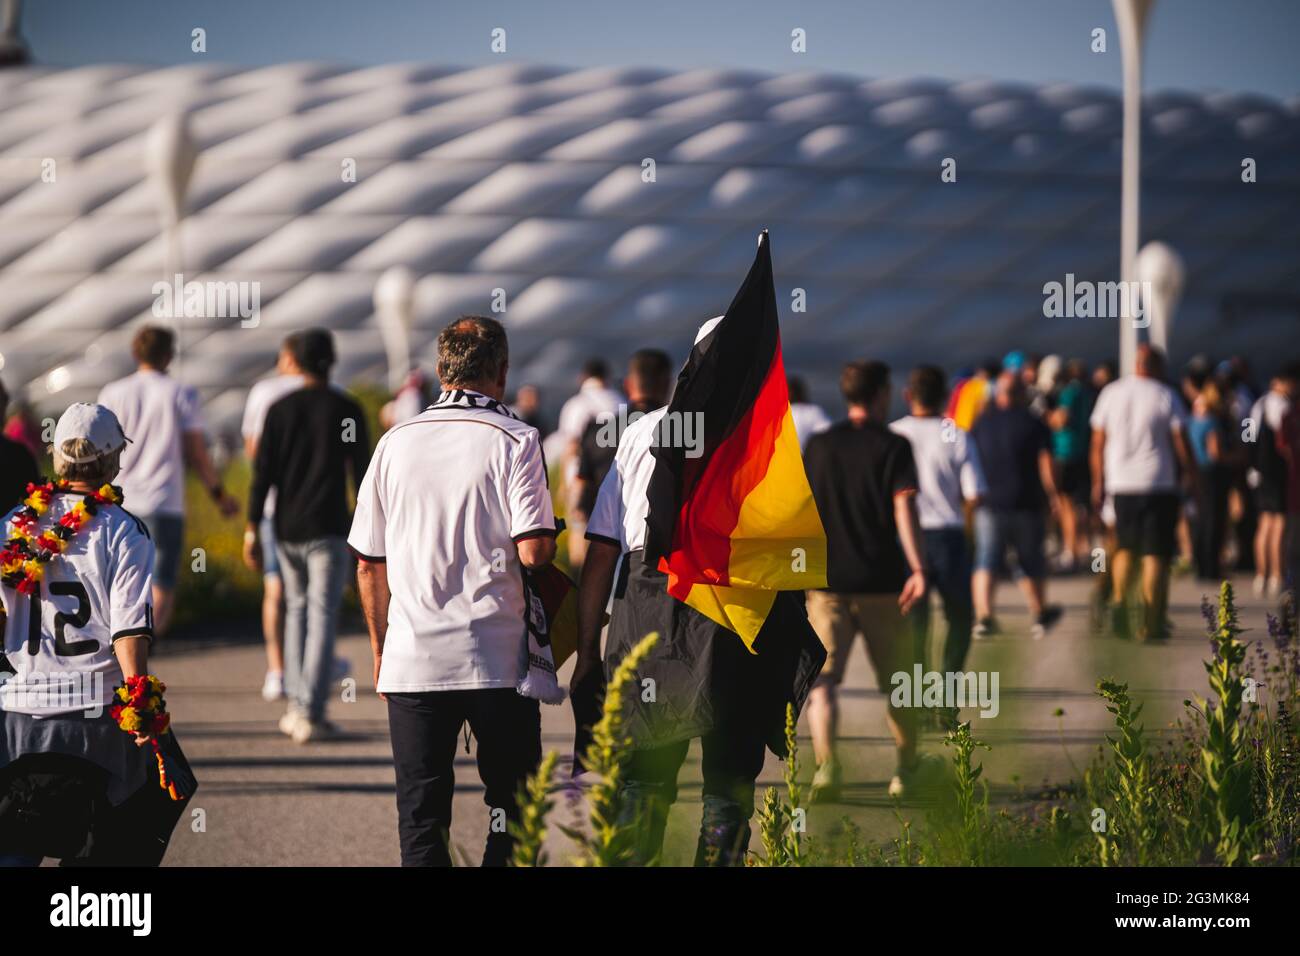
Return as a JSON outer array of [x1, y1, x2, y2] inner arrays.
[[973, 507, 1047, 579], [914, 528, 975, 673], [139, 512, 183, 590], [277, 536, 348, 723]]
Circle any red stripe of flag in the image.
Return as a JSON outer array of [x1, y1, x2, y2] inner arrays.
[[659, 340, 788, 599]]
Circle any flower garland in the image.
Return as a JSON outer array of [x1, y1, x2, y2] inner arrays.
[[0, 480, 123, 594], [111, 675, 184, 801]]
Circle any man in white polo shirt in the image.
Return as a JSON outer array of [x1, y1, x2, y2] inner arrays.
[[1090, 344, 1195, 640], [349, 315, 557, 867]]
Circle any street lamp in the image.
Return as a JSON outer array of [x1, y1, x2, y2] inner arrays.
[[145, 113, 197, 370], [374, 266, 417, 393], [1135, 241, 1185, 356], [1107, 0, 1159, 374], [1112, 0, 1157, 375]]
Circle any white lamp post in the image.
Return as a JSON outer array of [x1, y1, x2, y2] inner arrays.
[[1112, 0, 1157, 375], [374, 266, 417, 392], [145, 113, 197, 369], [1134, 240, 1185, 356]]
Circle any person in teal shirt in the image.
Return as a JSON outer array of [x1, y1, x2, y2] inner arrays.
[[1048, 360, 1094, 571]]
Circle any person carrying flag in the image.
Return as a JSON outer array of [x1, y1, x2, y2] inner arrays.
[[572, 232, 826, 866]]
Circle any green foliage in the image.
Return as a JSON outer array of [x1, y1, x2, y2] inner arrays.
[[1093, 677, 1165, 865], [174, 459, 260, 628], [560, 631, 659, 866], [511, 750, 559, 867], [752, 704, 806, 866], [1187, 582, 1252, 865], [945, 719, 992, 865]]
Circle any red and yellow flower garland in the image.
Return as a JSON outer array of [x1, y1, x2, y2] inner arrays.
[[110, 674, 183, 801], [1, 480, 123, 594]]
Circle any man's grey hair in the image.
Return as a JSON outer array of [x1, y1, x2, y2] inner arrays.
[[435, 315, 509, 388], [53, 438, 121, 486]]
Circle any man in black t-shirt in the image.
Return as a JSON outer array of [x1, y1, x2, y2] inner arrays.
[[803, 361, 929, 802], [243, 329, 371, 744], [969, 371, 1062, 640], [0, 379, 38, 513]]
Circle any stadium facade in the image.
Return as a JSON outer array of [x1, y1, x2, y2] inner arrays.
[[0, 61, 1297, 427]]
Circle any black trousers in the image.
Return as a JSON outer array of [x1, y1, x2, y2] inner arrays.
[[623, 722, 768, 866], [1195, 465, 1230, 581], [386, 688, 541, 867]]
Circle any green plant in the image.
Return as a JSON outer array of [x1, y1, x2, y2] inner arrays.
[[755, 785, 789, 866], [511, 750, 559, 867], [943, 719, 991, 866], [561, 631, 659, 867], [753, 703, 806, 866], [1188, 582, 1252, 865], [892, 807, 918, 866], [1095, 677, 1159, 865]]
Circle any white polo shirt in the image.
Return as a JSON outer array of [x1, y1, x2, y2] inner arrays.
[[347, 391, 557, 692], [585, 406, 667, 554], [98, 369, 205, 517], [1090, 375, 1187, 495]]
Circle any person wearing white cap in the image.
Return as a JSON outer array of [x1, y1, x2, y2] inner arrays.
[[0, 403, 194, 865]]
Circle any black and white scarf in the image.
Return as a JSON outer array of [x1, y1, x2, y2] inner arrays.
[[427, 389, 519, 417]]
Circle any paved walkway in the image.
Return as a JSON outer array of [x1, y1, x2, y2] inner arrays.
[[158, 574, 1276, 865]]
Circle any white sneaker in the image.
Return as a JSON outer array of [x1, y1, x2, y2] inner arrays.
[[888, 774, 906, 799], [292, 718, 343, 744], [1254, 575, 1267, 597], [262, 670, 285, 702], [1267, 577, 1283, 599], [278, 709, 305, 737]]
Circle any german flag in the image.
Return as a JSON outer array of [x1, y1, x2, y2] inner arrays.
[[644, 231, 827, 648]]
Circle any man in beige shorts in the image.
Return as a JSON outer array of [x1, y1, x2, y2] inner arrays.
[[802, 361, 929, 801]]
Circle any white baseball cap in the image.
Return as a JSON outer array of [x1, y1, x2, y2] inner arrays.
[[52, 403, 131, 463]]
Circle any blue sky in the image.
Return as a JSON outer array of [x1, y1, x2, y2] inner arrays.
[[22, 0, 1300, 99]]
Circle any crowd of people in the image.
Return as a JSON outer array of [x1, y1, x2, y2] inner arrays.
[[549, 342, 1300, 804], [3, 317, 1300, 866]]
